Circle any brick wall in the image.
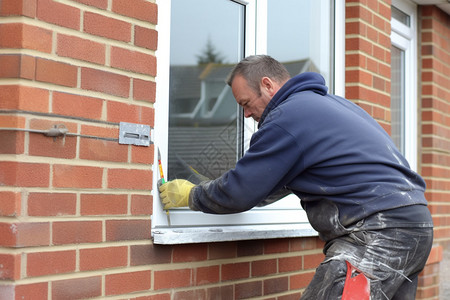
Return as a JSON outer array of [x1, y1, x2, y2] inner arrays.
[[418, 5, 450, 300], [0, 0, 158, 298], [345, 0, 392, 133], [1, 0, 449, 299]]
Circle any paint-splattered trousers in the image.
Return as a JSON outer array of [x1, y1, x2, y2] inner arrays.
[[301, 227, 433, 299]]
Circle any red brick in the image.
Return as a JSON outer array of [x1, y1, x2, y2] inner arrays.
[[53, 92, 104, 120], [0, 0, 36, 17], [107, 168, 152, 190], [106, 101, 154, 124], [173, 243, 208, 263], [17, 222, 50, 247], [81, 68, 130, 98], [105, 271, 151, 296], [135, 26, 158, 51], [290, 237, 323, 251], [0, 132, 24, 155], [0, 115, 25, 128], [264, 276, 289, 295], [237, 240, 264, 256], [0, 161, 50, 188], [131, 194, 152, 215], [130, 244, 172, 266], [14, 282, 48, 300], [0, 222, 50, 247], [174, 290, 207, 300], [279, 256, 303, 273], [346, 21, 366, 35], [235, 281, 262, 299], [106, 219, 151, 241], [207, 286, 234, 299], [0, 254, 21, 280], [133, 78, 156, 103], [36, 0, 80, 30], [80, 139, 128, 163], [52, 276, 102, 299], [0, 191, 21, 217], [0, 23, 52, 53], [208, 242, 237, 260], [28, 192, 76, 216], [84, 11, 131, 42], [222, 262, 250, 281], [80, 246, 128, 271], [112, 0, 157, 23], [27, 250, 76, 277], [81, 124, 118, 139], [154, 269, 192, 290], [52, 164, 103, 189], [195, 266, 220, 286], [29, 131, 77, 159], [57, 34, 105, 65], [0, 284, 14, 299], [0, 85, 49, 113], [0, 54, 34, 79], [0, 131, 25, 156], [35, 58, 78, 87], [264, 239, 289, 253], [131, 144, 154, 164], [111, 46, 156, 76], [53, 221, 102, 245], [71, 0, 107, 9], [80, 193, 128, 215], [252, 259, 277, 277]]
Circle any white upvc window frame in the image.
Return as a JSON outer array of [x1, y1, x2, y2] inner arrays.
[[152, 0, 345, 244], [390, 0, 418, 171]]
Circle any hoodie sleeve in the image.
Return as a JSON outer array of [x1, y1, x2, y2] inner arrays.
[[188, 121, 303, 214]]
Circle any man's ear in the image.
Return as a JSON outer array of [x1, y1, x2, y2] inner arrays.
[[260, 77, 276, 96]]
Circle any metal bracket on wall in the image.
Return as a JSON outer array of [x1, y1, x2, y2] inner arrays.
[[118, 122, 152, 147]]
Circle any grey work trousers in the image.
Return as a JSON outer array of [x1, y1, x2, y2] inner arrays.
[[301, 227, 433, 300]]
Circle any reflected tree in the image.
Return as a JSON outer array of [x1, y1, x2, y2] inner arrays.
[[196, 37, 226, 65]]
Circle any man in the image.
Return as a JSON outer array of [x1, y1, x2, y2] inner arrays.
[[159, 55, 433, 299]]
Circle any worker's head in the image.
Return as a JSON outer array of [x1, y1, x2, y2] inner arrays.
[[226, 55, 290, 122]]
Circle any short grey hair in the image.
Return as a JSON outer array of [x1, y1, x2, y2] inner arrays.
[[226, 55, 291, 96]]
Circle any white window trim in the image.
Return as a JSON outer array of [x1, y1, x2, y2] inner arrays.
[[152, 0, 345, 244], [391, 0, 418, 171]]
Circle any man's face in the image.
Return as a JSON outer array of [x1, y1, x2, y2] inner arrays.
[[231, 75, 272, 122]]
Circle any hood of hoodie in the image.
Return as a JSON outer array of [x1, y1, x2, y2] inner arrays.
[[258, 72, 328, 128]]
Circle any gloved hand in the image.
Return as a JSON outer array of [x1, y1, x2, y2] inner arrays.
[[158, 179, 195, 209]]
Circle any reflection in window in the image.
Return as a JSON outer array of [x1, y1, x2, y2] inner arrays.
[[391, 46, 405, 154], [267, 0, 332, 86], [168, 0, 244, 182], [168, 0, 333, 183], [392, 5, 411, 26]]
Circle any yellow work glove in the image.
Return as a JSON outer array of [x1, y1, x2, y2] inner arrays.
[[158, 179, 195, 209]]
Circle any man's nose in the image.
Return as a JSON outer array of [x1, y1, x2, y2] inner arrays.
[[244, 109, 252, 118]]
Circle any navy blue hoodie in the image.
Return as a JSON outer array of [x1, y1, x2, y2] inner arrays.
[[190, 72, 431, 239]]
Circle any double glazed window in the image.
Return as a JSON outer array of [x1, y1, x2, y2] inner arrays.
[[153, 0, 342, 244], [390, 0, 418, 170]]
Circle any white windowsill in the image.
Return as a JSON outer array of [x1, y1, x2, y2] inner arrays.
[[152, 223, 318, 244]]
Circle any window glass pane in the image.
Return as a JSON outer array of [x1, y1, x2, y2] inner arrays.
[[392, 5, 410, 27], [267, 0, 332, 86], [391, 45, 405, 154], [169, 0, 244, 182]]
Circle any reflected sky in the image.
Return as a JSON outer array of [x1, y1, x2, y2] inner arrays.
[[170, 0, 317, 65]]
